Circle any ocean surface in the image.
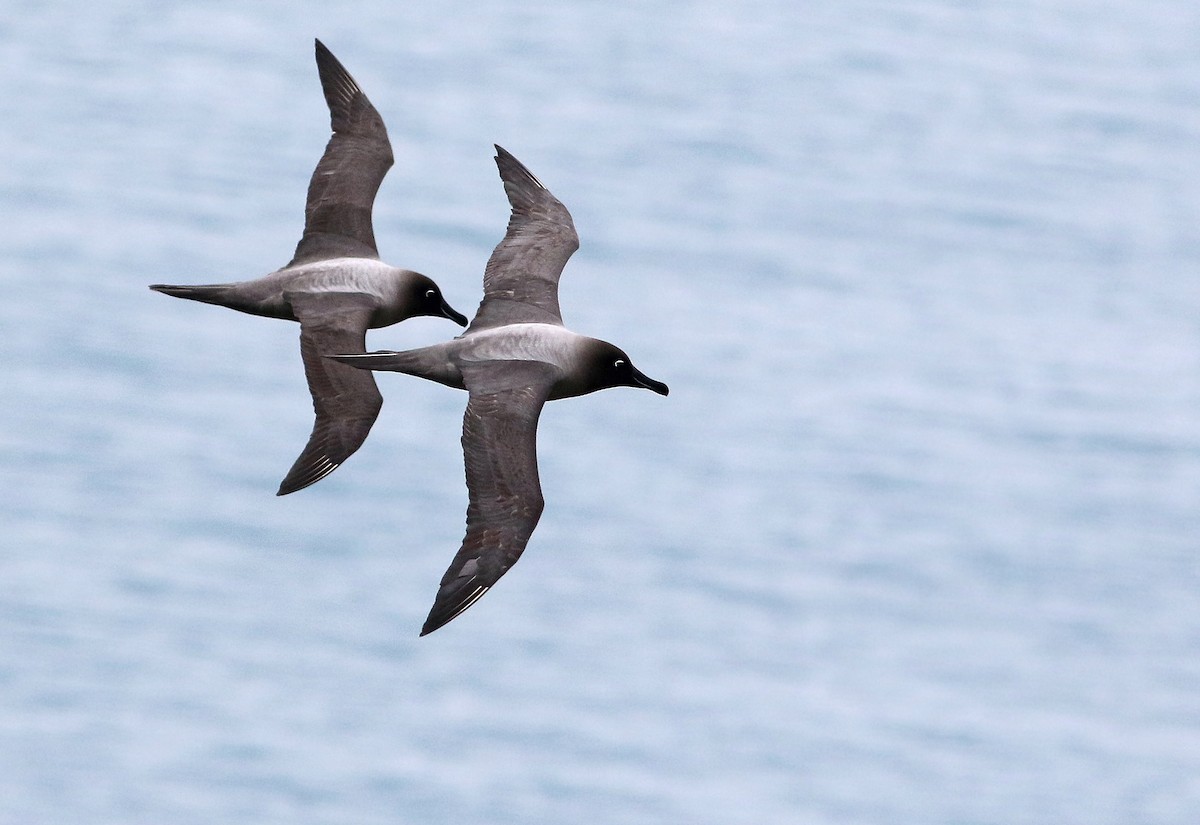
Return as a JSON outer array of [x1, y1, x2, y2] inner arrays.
[[2, 1, 1198, 823]]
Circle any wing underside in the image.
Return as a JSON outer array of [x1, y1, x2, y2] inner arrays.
[[277, 292, 383, 495], [420, 361, 558, 634]]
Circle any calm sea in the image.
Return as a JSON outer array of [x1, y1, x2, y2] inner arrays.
[[2, 1, 1198, 823]]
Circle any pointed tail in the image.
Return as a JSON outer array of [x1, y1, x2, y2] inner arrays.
[[326, 350, 423, 372], [148, 283, 234, 307]]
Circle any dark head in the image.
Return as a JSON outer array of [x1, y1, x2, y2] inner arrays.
[[409, 274, 468, 327], [576, 340, 669, 398]]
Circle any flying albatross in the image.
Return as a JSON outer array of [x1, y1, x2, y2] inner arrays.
[[150, 39, 467, 495], [332, 145, 668, 635]]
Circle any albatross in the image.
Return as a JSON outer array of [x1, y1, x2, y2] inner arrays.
[[333, 145, 668, 635], [150, 39, 467, 495]]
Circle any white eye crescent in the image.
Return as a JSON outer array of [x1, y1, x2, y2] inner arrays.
[[614, 359, 626, 369], [425, 289, 438, 299]]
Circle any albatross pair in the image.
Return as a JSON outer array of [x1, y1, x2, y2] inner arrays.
[[151, 40, 668, 635]]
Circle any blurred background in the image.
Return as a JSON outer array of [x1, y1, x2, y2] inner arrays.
[[1, 1, 1198, 823]]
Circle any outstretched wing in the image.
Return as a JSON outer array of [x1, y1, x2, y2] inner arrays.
[[464, 145, 580, 334], [288, 40, 394, 267], [420, 361, 558, 635], [277, 291, 383, 495]]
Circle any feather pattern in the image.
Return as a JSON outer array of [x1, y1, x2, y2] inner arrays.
[[465, 146, 580, 333], [288, 39, 394, 266], [420, 361, 557, 635]]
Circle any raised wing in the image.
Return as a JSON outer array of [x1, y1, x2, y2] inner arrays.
[[287, 40, 394, 267], [277, 292, 383, 495], [464, 146, 580, 334], [420, 361, 559, 635]]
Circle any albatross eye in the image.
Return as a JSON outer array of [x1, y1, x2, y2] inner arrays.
[[613, 359, 626, 370], [425, 288, 438, 300]]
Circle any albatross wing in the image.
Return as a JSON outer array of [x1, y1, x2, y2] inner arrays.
[[420, 360, 558, 634], [277, 291, 384, 495], [288, 39, 395, 267], [464, 146, 580, 333]]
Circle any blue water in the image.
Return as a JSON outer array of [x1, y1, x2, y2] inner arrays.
[[2, 1, 1199, 823]]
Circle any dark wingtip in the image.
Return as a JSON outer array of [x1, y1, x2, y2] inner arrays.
[[493, 144, 547, 191], [419, 578, 492, 636], [419, 608, 456, 637], [419, 613, 445, 637], [275, 474, 305, 496], [275, 458, 338, 496], [313, 38, 336, 72], [420, 604, 452, 636], [312, 38, 365, 129]]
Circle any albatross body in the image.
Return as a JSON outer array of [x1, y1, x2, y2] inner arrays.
[[150, 40, 467, 496], [334, 146, 668, 635]]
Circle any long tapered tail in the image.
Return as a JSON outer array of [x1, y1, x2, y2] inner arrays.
[[327, 347, 465, 390], [327, 350, 424, 373], [148, 283, 234, 307]]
